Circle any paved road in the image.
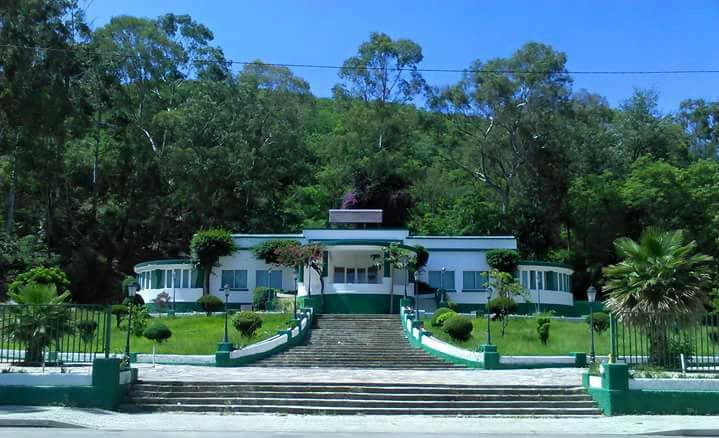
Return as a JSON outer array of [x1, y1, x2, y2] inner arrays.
[[0, 431, 710, 438], [1, 406, 718, 435]]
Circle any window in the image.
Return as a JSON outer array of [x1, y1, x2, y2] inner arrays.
[[221, 270, 248, 290], [462, 271, 487, 291], [546, 271, 558, 291], [537, 271, 544, 290], [530, 271, 536, 289], [357, 268, 366, 283], [164, 270, 171, 288], [367, 266, 378, 284], [256, 270, 282, 289], [521, 271, 529, 288], [428, 270, 455, 290], [334, 266, 345, 283], [346, 268, 356, 284], [182, 269, 189, 288], [174, 269, 181, 288]]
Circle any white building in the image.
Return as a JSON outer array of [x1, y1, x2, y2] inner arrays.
[[134, 210, 575, 314]]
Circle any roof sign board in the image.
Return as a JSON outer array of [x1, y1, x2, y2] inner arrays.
[[329, 209, 383, 224]]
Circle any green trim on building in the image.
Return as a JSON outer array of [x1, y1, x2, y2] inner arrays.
[[518, 260, 573, 269], [299, 293, 409, 314], [134, 259, 192, 269]]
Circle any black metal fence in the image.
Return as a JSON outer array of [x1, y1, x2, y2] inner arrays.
[[0, 304, 112, 366], [611, 313, 719, 372]]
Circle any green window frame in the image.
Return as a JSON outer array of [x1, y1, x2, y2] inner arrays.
[[462, 271, 487, 291], [221, 269, 248, 290], [521, 271, 529, 288]]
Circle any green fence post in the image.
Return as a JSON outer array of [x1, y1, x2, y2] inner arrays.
[[104, 305, 112, 359], [609, 313, 617, 364]]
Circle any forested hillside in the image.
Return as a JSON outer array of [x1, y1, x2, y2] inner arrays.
[[2, 2, 718, 302]]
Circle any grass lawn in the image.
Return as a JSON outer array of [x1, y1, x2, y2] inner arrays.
[[110, 312, 292, 355], [422, 315, 610, 356]]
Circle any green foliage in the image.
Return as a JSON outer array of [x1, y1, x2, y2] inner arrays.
[[486, 250, 520, 273], [604, 229, 713, 325], [253, 287, 278, 311], [446, 301, 458, 312], [586, 312, 610, 334], [8, 267, 70, 296], [143, 321, 172, 344], [667, 337, 694, 369], [232, 311, 263, 339], [251, 240, 302, 265], [488, 297, 518, 319], [5, 283, 74, 363], [536, 314, 552, 345], [414, 245, 429, 271], [77, 320, 98, 344], [129, 305, 150, 338], [153, 291, 171, 311], [443, 314, 473, 341], [435, 311, 456, 327], [190, 229, 237, 294], [196, 295, 224, 316], [431, 307, 456, 327], [111, 304, 129, 328]]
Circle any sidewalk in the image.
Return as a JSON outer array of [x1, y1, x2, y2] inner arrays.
[[0, 405, 717, 435]]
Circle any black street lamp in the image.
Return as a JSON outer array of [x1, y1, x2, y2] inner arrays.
[[440, 267, 446, 303], [223, 284, 230, 344], [486, 285, 494, 346], [401, 255, 409, 298], [293, 273, 298, 319], [124, 282, 139, 362], [587, 285, 597, 363]]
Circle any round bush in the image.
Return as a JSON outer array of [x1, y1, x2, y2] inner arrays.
[[586, 312, 609, 334], [431, 307, 455, 327], [252, 287, 277, 311], [435, 311, 456, 327], [486, 249, 520, 273], [232, 311, 263, 338], [143, 321, 172, 343], [197, 294, 224, 315], [443, 314, 473, 341], [487, 296, 518, 318], [77, 320, 98, 344]]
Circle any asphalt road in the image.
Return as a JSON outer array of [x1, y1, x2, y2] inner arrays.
[[2, 431, 714, 438]]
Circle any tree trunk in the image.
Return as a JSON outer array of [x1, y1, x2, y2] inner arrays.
[[203, 266, 210, 296], [649, 323, 668, 367]]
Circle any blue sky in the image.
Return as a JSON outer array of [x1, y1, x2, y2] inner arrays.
[[84, 0, 719, 112]]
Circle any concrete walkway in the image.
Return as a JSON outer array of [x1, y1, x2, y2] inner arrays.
[[134, 364, 586, 386], [0, 405, 717, 435]]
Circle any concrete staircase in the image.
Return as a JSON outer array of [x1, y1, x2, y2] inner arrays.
[[252, 314, 455, 369], [121, 381, 601, 415]]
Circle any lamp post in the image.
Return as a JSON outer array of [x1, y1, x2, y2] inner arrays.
[[587, 285, 597, 363], [293, 272, 298, 319], [171, 270, 176, 314], [401, 256, 409, 298], [441, 267, 446, 303], [486, 285, 494, 345], [124, 282, 138, 362], [223, 284, 230, 344]]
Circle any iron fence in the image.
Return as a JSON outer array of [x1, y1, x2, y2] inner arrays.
[[611, 313, 719, 372], [0, 304, 112, 366]]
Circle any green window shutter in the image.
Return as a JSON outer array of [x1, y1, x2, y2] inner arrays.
[[383, 259, 391, 278], [322, 251, 328, 277], [297, 265, 304, 282], [192, 268, 205, 288]]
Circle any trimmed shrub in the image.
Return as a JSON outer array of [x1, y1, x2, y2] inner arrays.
[[153, 291, 171, 312], [77, 320, 98, 344], [233, 311, 263, 338], [447, 301, 458, 312], [586, 312, 609, 334], [143, 321, 172, 344], [435, 311, 456, 327], [253, 287, 277, 311], [486, 249, 520, 273], [111, 304, 129, 328], [536, 314, 551, 345], [487, 296, 518, 319], [443, 314, 473, 341], [431, 307, 455, 327], [667, 337, 694, 369], [197, 294, 224, 316], [8, 266, 71, 296]]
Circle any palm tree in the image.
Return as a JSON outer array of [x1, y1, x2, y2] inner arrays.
[[603, 229, 713, 364], [6, 283, 74, 364]]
